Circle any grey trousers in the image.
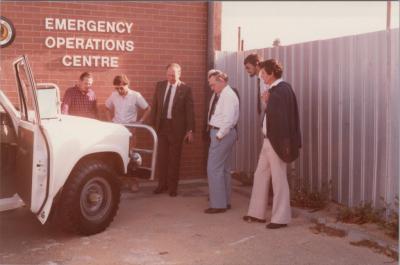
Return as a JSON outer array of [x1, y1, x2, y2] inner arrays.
[[207, 128, 237, 209]]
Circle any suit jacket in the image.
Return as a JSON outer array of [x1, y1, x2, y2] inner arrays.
[[266, 81, 301, 163], [149, 80, 195, 138]]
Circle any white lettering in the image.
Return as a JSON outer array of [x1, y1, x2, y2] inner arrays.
[[62, 55, 72, 66], [75, 38, 84, 49], [65, 37, 75, 49], [67, 19, 76, 31], [92, 55, 100, 67], [105, 40, 115, 51], [125, 41, 134, 52], [72, 55, 81, 66], [76, 19, 85, 31], [92, 39, 101, 50], [55, 18, 67, 31], [83, 56, 91, 66], [56, 37, 66, 48], [45, 36, 56, 48], [87, 20, 96, 31], [110, 57, 118, 67], [62, 55, 119, 68], [125, 22, 133, 33], [116, 40, 124, 51], [45, 17, 54, 30], [116, 22, 125, 33], [85, 39, 94, 50], [101, 56, 109, 66], [106, 21, 116, 33], [97, 21, 105, 32]]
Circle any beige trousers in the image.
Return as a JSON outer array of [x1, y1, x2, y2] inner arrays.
[[247, 138, 291, 224]]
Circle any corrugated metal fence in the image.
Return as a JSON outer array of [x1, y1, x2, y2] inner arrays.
[[215, 29, 399, 208]]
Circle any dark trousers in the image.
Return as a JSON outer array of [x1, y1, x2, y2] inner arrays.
[[156, 119, 183, 193]]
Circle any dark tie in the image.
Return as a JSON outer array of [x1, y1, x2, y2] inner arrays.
[[162, 84, 173, 119], [208, 93, 219, 121], [257, 78, 261, 114]]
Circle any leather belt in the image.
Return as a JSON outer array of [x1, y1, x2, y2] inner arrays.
[[208, 125, 220, 130]]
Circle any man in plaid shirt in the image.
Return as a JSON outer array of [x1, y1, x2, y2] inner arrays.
[[62, 72, 98, 119]]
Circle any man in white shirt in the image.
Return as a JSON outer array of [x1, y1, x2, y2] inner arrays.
[[106, 75, 151, 140], [105, 74, 151, 191], [244, 59, 301, 229], [205, 69, 239, 214]]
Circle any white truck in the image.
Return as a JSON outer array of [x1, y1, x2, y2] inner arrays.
[[0, 55, 157, 235]]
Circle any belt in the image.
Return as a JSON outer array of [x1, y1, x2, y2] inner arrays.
[[208, 125, 220, 130]]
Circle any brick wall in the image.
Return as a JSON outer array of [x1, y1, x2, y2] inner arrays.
[[0, 1, 214, 179]]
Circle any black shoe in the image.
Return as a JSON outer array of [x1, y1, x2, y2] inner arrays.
[[169, 191, 177, 197], [227, 204, 231, 210], [243, 215, 267, 223], [153, 186, 167, 194], [266, 223, 287, 229], [204, 208, 227, 214]]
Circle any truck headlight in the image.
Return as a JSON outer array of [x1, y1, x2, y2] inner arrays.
[[129, 151, 142, 167]]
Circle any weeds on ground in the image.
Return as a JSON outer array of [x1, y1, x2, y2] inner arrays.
[[289, 173, 331, 212], [350, 240, 398, 261], [309, 222, 346, 237], [336, 202, 383, 224], [336, 196, 399, 240], [380, 196, 399, 239], [231, 171, 253, 186]]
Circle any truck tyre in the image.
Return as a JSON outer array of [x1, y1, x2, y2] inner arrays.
[[56, 159, 120, 235]]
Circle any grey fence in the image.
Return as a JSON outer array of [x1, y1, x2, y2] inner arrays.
[[215, 29, 399, 209]]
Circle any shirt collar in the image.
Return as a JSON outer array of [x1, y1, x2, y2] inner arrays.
[[218, 84, 230, 96], [168, 81, 180, 88], [270, 78, 283, 89]]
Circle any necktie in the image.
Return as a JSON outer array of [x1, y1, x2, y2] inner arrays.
[[257, 78, 261, 114], [208, 93, 219, 121], [162, 84, 172, 119]]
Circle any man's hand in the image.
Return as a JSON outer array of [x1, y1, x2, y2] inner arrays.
[[184, 131, 194, 144], [216, 135, 222, 141]]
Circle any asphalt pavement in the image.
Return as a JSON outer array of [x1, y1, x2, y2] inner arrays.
[[0, 179, 394, 265]]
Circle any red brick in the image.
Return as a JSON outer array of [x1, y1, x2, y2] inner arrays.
[[0, 1, 218, 179]]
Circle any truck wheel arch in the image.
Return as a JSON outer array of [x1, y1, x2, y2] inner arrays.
[[72, 152, 125, 176]]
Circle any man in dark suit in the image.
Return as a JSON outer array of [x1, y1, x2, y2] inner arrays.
[[149, 63, 195, 197]]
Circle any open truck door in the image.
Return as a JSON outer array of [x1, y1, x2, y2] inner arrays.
[[13, 55, 51, 221]]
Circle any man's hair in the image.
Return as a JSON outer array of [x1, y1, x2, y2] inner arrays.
[[244, 53, 261, 66], [113, 74, 130, 86], [166, 63, 181, 72], [207, 69, 229, 82], [79, 72, 93, 81], [260, 59, 283, 79]]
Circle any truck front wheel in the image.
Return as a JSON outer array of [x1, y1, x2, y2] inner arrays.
[[56, 159, 121, 235]]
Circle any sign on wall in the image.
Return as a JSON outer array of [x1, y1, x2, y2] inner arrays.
[[44, 18, 134, 68], [0, 16, 16, 48]]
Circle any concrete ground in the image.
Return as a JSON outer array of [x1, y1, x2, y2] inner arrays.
[[0, 180, 395, 265]]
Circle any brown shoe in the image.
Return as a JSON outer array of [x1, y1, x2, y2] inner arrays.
[[266, 223, 287, 229], [153, 186, 167, 194], [204, 208, 227, 214], [243, 215, 267, 223]]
